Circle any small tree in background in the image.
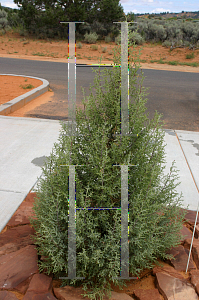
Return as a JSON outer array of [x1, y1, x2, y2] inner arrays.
[[30, 27, 186, 300], [0, 9, 8, 33]]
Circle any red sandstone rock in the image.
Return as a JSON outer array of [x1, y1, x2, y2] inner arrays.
[[54, 285, 133, 300], [156, 272, 198, 299], [0, 245, 38, 289], [14, 276, 33, 294], [23, 292, 57, 300], [180, 225, 192, 242], [190, 269, 199, 295], [184, 238, 199, 269], [133, 289, 162, 300], [0, 291, 19, 299], [166, 245, 195, 271], [0, 225, 35, 257], [6, 192, 37, 227], [153, 265, 184, 280], [23, 274, 52, 299], [184, 210, 199, 226], [194, 224, 199, 239]]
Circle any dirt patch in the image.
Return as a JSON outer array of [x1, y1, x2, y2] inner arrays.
[[0, 75, 43, 105]]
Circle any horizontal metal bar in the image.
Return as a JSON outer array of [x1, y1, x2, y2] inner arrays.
[[76, 207, 121, 210]]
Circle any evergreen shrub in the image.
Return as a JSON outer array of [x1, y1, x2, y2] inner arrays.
[[30, 30, 186, 300]]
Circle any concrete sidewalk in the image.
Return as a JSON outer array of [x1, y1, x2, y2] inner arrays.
[[0, 115, 199, 232]]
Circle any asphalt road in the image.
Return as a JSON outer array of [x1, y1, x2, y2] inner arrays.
[[1, 57, 199, 131]]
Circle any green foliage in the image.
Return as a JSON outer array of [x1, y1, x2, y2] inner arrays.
[[7, 10, 22, 28], [77, 42, 82, 49], [90, 44, 98, 50], [0, 9, 8, 32], [13, 0, 124, 39], [20, 83, 34, 89], [115, 30, 145, 45], [134, 17, 199, 46], [84, 32, 99, 44], [186, 52, 195, 59], [168, 60, 178, 65], [102, 47, 107, 53], [162, 40, 172, 47], [30, 29, 186, 300], [104, 35, 112, 43]]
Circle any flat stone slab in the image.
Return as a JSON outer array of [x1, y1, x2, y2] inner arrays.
[[0, 224, 35, 257], [184, 238, 199, 269], [0, 291, 19, 299], [0, 245, 38, 289], [23, 273, 56, 300], [156, 272, 198, 299], [133, 289, 162, 300], [54, 285, 133, 300], [166, 245, 195, 271]]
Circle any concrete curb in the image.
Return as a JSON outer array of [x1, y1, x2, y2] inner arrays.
[[0, 74, 49, 115]]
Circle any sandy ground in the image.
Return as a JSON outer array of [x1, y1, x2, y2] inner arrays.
[[0, 75, 43, 104]]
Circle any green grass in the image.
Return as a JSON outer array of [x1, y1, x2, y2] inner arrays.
[[158, 58, 165, 64], [147, 59, 199, 67], [179, 61, 199, 67], [186, 52, 195, 59], [32, 52, 46, 56], [20, 84, 34, 89], [168, 61, 178, 65]]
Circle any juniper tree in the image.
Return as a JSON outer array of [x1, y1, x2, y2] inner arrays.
[[30, 30, 186, 300]]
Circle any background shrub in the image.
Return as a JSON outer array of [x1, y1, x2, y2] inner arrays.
[[105, 35, 112, 43], [0, 9, 8, 32], [84, 31, 98, 44], [162, 40, 172, 47]]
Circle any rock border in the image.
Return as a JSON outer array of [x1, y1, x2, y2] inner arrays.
[[0, 74, 49, 116]]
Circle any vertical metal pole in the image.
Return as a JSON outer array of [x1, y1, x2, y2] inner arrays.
[[60, 22, 84, 136], [112, 21, 138, 280], [59, 21, 84, 280], [59, 164, 85, 280], [112, 164, 138, 280], [68, 22, 76, 135], [120, 22, 129, 136], [120, 165, 129, 278], [113, 21, 134, 136], [68, 165, 76, 279]]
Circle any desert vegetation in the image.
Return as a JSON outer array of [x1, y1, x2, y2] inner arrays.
[[0, 2, 199, 51]]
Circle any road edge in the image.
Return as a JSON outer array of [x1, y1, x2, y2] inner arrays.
[[0, 74, 49, 116]]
